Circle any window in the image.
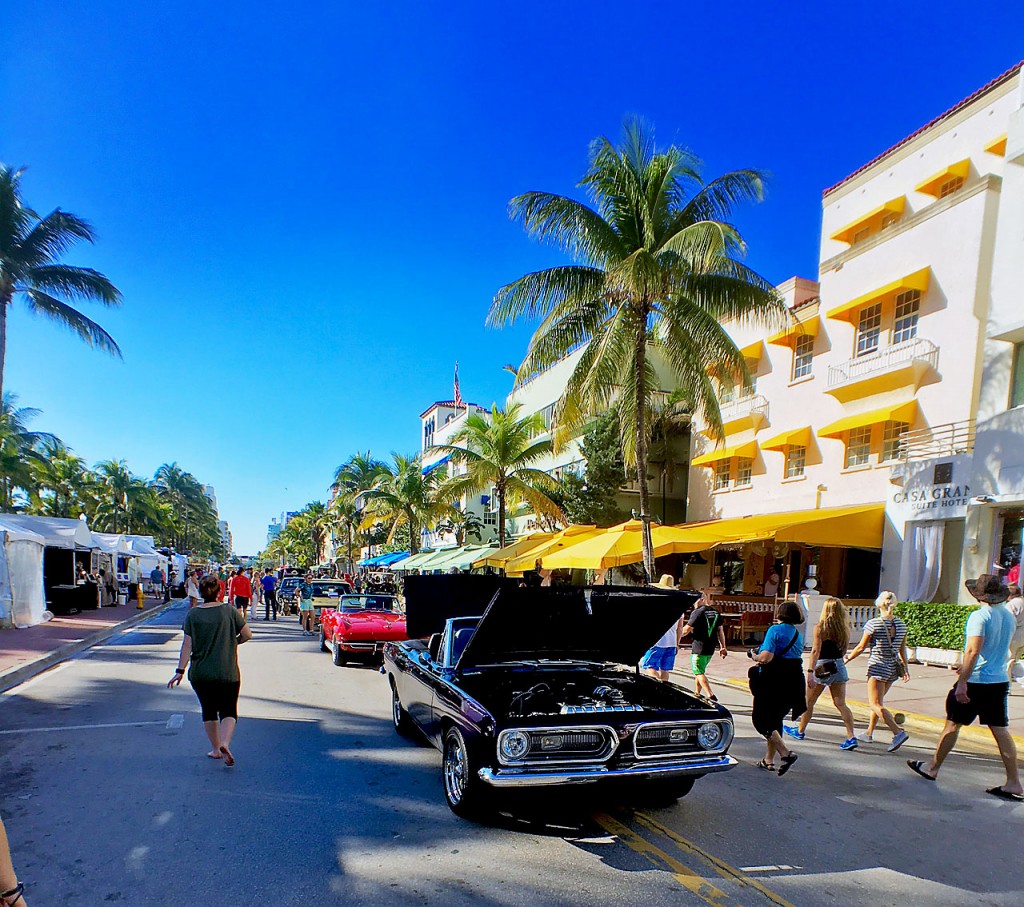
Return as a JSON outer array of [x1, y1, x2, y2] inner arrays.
[[881, 421, 908, 462], [892, 290, 920, 344], [937, 176, 964, 198], [1012, 343, 1024, 409], [852, 226, 871, 244], [713, 461, 731, 491], [855, 303, 882, 358], [735, 458, 753, 487], [880, 212, 900, 230], [785, 445, 806, 478], [792, 333, 814, 380], [845, 426, 872, 468], [482, 510, 497, 527]]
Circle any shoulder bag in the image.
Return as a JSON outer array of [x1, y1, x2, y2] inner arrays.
[[884, 618, 907, 679], [748, 628, 800, 693]]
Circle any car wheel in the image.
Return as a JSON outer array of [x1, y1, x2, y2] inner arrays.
[[332, 636, 347, 666], [391, 684, 414, 737], [442, 726, 488, 820], [319, 627, 328, 653]]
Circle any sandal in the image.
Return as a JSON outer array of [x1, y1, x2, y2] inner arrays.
[[755, 759, 776, 772], [778, 753, 798, 776], [907, 760, 936, 781], [985, 785, 1024, 802]]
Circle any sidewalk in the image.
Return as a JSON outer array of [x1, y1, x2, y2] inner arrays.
[[0, 595, 180, 693], [671, 646, 1024, 751]]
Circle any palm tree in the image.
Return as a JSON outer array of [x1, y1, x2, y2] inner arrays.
[[435, 508, 485, 546], [361, 454, 457, 554], [489, 119, 787, 577], [433, 403, 564, 549], [332, 451, 385, 499], [32, 439, 88, 517], [647, 391, 693, 524], [0, 165, 122, 400], [153, 463, 215, 551], [328, 491, 361, 573], [0, 393, 54, 509], [94, 459, 134, 533]]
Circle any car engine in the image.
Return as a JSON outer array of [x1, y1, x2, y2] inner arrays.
[[508, 681, 644, 717]]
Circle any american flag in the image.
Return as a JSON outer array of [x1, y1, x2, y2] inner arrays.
[[453, 361, 464, 407]]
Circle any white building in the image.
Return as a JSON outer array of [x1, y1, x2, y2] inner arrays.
[[217, 519, 232, 556]]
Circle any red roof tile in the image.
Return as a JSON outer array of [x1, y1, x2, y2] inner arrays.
[[823, 62, 1023, 197], [419, 401, 481, 419]]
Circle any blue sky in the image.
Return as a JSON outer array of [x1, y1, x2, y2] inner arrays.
[[2, 2, 1022, 553]]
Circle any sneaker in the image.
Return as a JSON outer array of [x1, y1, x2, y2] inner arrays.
[[888, 730, 910, 752], [839, 737, 858, 751], [856, 733, 874, 744], [782, 725, 805, 740]]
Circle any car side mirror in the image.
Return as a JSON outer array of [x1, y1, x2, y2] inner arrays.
[[427, 633, 442, 663]]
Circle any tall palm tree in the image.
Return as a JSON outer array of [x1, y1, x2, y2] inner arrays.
[[361, 454, 457, 554], [32, 438, 88, 518], [0, 165, 122, 400], [153, 462, 214, 550], [94, 459, 134, 533], [647, 390, 693, 524], [328, 491, 361, 573], [433, 403, 563, 548], [489, 119, 787, 577], [0, 393, 54, 509], [331, 451, 385, 499]]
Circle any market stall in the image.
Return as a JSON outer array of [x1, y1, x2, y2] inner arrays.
[[0, 516, 46, 628]]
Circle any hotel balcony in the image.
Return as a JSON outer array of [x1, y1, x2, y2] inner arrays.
[[718, 393, 769, 433], [826, 337, 939, 402], [898, 419, 976, 461]]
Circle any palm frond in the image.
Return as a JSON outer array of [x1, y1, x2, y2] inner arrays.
[[27, 265, 121, 306], [23, 290, 122, 356], [488, 265, 605, 327], [508, 192, 623, 268]]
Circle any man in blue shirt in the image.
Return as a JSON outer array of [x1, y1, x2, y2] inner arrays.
[[908, 575, 1021, 800], [260, 569, 278, 621]]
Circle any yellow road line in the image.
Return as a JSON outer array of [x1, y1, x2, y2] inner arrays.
[[592, 812, 737, 907], [632, 811, 796, 907]]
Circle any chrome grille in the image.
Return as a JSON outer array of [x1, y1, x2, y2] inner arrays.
[[634, 724, 703, 759], [498, 725, 616, 765], [560, 703, 643, 715]]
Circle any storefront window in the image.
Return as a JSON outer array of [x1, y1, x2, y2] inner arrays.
[[785, 445, 806, 478], [998, 510, 1023, 582], [1011, 342, 1024, 409], [845, 426, 872, 467]]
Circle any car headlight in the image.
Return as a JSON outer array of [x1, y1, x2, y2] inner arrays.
[[498, 730, 531, 761], [697, 722, 723, 750]]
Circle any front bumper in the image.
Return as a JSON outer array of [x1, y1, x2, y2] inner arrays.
[[477, 754, 737, 788]]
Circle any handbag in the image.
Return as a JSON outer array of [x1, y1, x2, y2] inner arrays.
[[813, 660, 838, 680], [748, 628, 801, 693], [884, 618, 907, 678]]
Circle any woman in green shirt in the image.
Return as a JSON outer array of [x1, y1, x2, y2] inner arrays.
[[168, 575, 252, 765]]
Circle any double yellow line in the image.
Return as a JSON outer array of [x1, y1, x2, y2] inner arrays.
[[593, 810, 794, 907]]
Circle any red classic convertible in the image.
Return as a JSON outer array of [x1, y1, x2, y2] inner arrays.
[[319, 593, 407, 665]]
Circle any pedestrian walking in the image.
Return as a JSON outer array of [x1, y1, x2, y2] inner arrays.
[[640, 575, 684, 681], [748, 600, 806, 775], [126, 557, 140, 602], [99, 568, 117, 607], [186, 570, 200, 608], [1005, 584, 1023, 683], [0, 813, 27, 906], [167, 574, 253, 766], [230, 567, 251, 616], [150, 565, 164, 599], [249, 570, 262, 621], [908, 575, 1023, 801], [784, 597, 858, 749], [297, 572, 315, 635], [678, 592, 728, 700], [845, 591, 910, 751], [261, 569, 278, 621]]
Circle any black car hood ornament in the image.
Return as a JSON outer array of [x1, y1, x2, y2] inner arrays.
[[457, 584, 698, 670]]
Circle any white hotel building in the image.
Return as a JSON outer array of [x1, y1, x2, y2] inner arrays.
[[686, 61, 1024, 605]]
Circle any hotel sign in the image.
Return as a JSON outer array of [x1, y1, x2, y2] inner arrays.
[[888, 457, 972, 521]]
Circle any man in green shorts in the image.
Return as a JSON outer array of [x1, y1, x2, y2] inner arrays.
[[679, 596, 729, 701]]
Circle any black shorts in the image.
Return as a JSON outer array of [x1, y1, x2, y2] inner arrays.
[[945, 682, 1009, 728], [191, 680, 241, 722], [234, 596, 249, 609]]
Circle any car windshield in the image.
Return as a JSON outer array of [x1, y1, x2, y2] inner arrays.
[[339, 595, 396, 612], [312, 583, 350, 598], [279, 577, 302, 590]]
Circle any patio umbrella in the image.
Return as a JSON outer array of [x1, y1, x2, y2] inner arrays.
[[541, 520, 719, 570], [471, 532, 554, 570], [504, 525, 602, 575]]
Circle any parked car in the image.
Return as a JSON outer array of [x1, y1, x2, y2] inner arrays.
[[384, 575, 737, 819], [319, 593, 406, 665], [277, 575, 305, 615], [309, 579, 353, 627]]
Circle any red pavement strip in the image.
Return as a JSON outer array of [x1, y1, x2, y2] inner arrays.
[[0, 596, 181, 694]]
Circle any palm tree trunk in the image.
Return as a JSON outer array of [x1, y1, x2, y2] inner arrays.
[[0, 293, 9, 404], [497, 479, 506, 549], [634, 324, 655, 582]]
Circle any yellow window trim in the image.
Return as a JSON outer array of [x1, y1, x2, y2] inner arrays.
[[984, 135, 1007, 156], [915, 159, 969, 197], [818, 401, 917, 439], [760, 426, 812, 451], [691, 440, 757, 467], [767, 315, 820, 348], [829, 197, 905, 244], [825, 268, 930, 322]]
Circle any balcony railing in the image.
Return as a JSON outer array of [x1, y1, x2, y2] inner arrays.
[[827, 337, 939, 391], [898, 419, 976, 461], [718, 392, 769, 426]]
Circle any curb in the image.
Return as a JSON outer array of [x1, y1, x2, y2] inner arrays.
[[0, 599, 183, 695], [671, 669, 1024, 754]]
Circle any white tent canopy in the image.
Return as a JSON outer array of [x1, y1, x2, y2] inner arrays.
[[124, 535, 169, 574], [93, 532, 133, 556], [0, 516, 46, 627], [0, 514, 96, 549]]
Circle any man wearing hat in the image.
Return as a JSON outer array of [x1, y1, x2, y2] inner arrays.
[[908, 575, 1022, 801], [640, 575, 684, 681]]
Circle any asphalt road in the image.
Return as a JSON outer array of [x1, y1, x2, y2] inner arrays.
[[1, 601, 1021, 906]]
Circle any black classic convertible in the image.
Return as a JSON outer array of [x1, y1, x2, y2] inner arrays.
[[383, 575, 737, 818]]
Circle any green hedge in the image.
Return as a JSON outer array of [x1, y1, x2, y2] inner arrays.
[[895, 601, 978, 650]]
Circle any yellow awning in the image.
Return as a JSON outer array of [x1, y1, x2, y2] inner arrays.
[[760, 426, 812, 451], [690, 440, 757, 467], [767, 315, 820, 348], [504, 525, 603, 575], [540, 520, 718, 570], [818, 401, 917, 439], [985, 135, 1007, 156], [829, 197, 905, 244], [739, 340, 764, 360], [826, 268, 930, 322], [471, 532, 553, 569], [915, 159, 969, 197]]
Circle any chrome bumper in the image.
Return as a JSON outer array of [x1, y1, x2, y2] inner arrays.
[[477, 754, 737, 788]]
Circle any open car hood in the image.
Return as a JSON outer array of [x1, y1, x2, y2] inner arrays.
[[456, 584, 699, 670], [403, 574, 518, 638]]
